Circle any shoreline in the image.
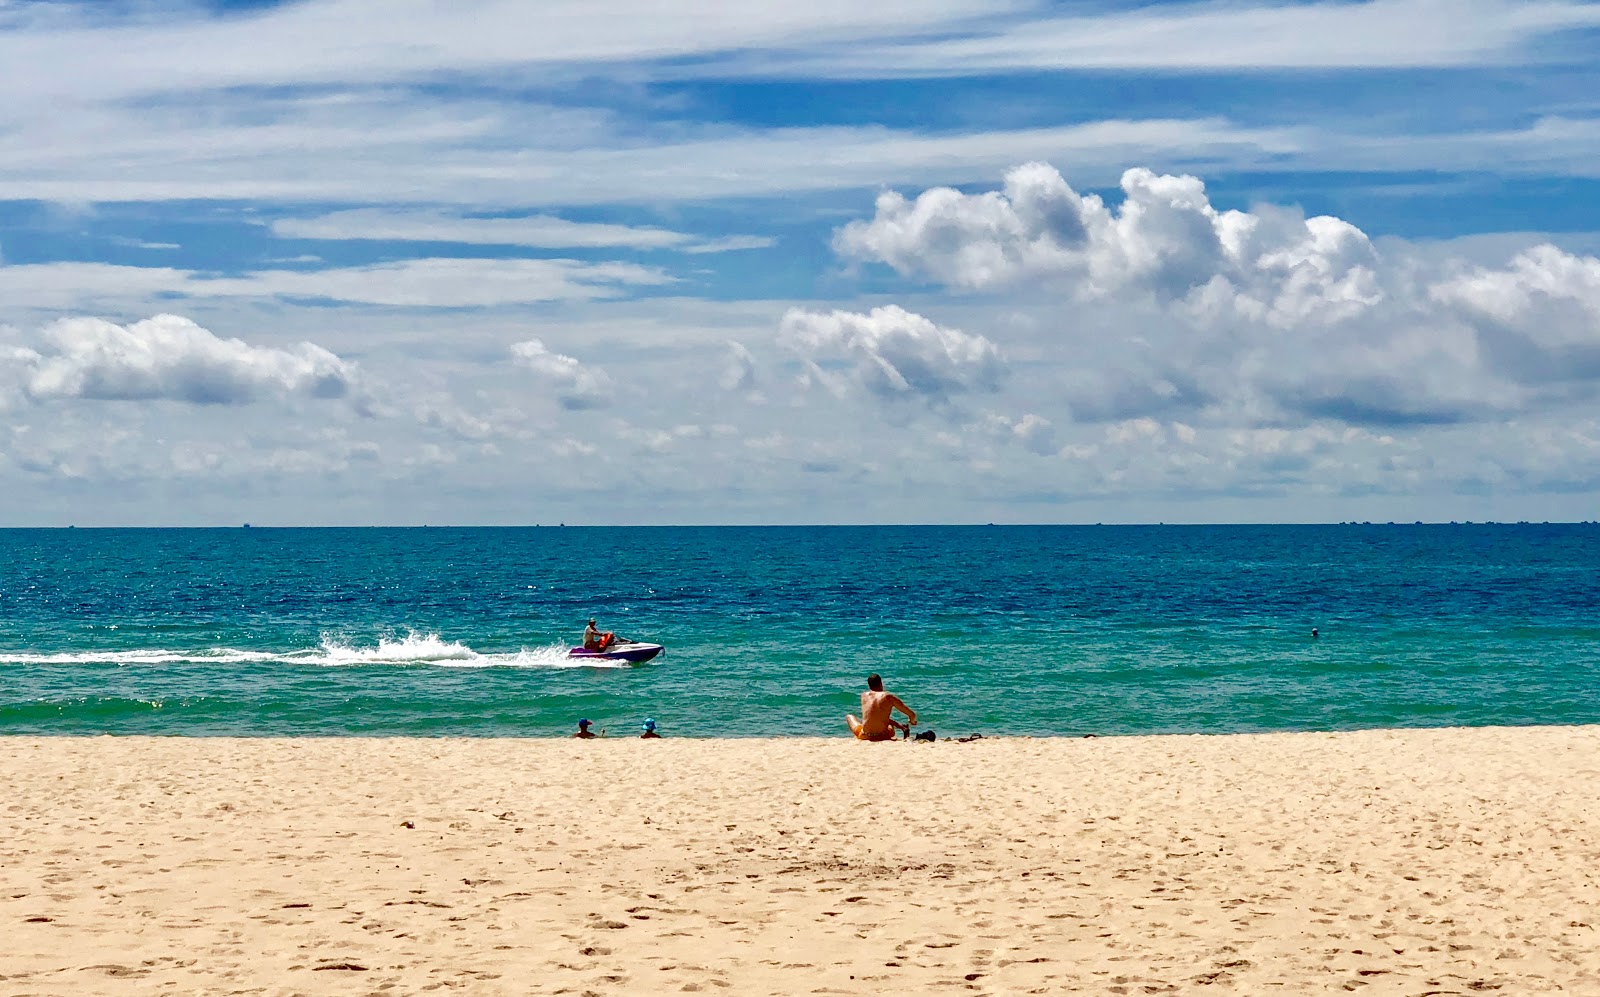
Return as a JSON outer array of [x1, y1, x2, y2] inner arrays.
[[0, 718, 1590, 739], [5, 726, 1598, 994]]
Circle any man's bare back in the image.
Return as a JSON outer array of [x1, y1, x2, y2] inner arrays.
[[846, 674, 916, 741]]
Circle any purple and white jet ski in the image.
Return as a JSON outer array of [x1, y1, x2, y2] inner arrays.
[[566, 640, 664, 663]]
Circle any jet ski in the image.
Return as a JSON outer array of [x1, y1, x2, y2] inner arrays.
[[567, 640, 664, 663]]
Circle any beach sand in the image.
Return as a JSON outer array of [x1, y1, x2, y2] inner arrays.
[[4, 727, 1598, 995]]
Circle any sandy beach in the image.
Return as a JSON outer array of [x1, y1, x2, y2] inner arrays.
[[4, 727, 1598, 995]]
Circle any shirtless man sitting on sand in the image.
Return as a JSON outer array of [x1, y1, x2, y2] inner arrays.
[[847, 673, 916, 742]]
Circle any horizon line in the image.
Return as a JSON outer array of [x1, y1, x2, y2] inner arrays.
[[3, 520, 1594, 531]]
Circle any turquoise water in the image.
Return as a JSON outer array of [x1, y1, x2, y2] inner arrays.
[[1, 525, 1597, 737]]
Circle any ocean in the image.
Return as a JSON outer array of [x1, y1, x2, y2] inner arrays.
[[2, 524, 1596, 738]]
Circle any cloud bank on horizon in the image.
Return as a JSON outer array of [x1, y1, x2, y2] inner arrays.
[[2, 0, 1599, 525]]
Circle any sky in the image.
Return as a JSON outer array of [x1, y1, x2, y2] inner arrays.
[[2, 0, 1600, 526]]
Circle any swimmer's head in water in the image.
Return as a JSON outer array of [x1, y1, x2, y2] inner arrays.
[[867, 673, 883, 691], [643, 718, 656, 731]]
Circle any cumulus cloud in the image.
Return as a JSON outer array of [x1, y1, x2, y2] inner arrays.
[[9, 314, 360, 406], [832, 162, 1600, 433], [1431, 244, 1600, 381], [1261, 243, 1600, 426], [779, 304, 1004, 407], [836, 162, 1382, 323], [509, 338, 613, 410]]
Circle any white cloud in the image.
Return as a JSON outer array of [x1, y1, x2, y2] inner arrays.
[[10, 314, 360, 406], [0, 0, 1016, 104], [681, 235, 778, 254], [1431, 244, 1600, 372], [731, 0, 1600, 77], [5, 0, 1592, 103], [617, 422, 708, 455], [1008, 412, 1057, 455], [1039, 419, 1415, 500], [0, 258, 675, 310], [200, 258, 675, 307], [415, 401, 498, 442], [167, 436, 384, 479], [0, 0, 1594, 223], [779, 304, 1004, 406], [720, 340, 759, 393], [107, 236, 181, 250], [270, 208, 769, 253], [1249, 303, 1514, 429], [1304, 115, 1600, 185], [6, 292, 1600, 525], [830, 162, 1600, 437], [5, 99, 1597, 211], [981, 411, 1058, 455], [0, 263, 196, 312], [0, 105, 1297, 206], [837, 162, 1383, 322], [509, 338, 613, 410]]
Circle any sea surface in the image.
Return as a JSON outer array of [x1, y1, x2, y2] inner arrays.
[[1, 524, 1597, 738]]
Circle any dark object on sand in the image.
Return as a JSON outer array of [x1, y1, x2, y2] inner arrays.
[[913, 729, 936, 742]]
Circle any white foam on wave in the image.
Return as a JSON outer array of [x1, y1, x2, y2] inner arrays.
[[312, 632, 476, 665], [444, 644, 634, 670], [1, 647, 286, 666], [312, 634, 632, 669], [2, 632, 641, 670]]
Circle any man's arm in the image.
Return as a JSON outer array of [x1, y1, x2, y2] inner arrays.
[[889, 695, 916, 726]]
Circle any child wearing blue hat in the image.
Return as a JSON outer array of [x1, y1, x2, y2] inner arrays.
[[573, 718, 604, 739], [640, 718, 662, 739]]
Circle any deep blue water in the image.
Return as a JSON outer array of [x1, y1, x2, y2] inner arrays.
[[1, 524, 1596, 737]]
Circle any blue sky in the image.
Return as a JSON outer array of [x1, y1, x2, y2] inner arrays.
[[3, 0, 1600, 525]]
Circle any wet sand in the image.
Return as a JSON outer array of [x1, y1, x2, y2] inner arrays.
[[4, 727, 1599, 995]]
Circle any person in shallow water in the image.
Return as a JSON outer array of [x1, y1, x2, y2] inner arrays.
[[582, 618, 616, 651], [573, 718, 604, 739], [847, 673, 917, 742], [640, 718, 662, 739]]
